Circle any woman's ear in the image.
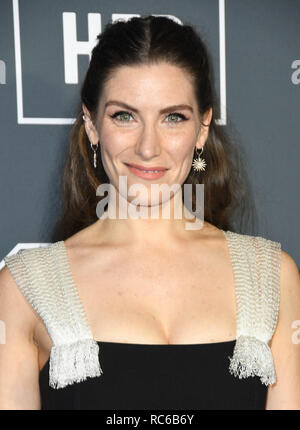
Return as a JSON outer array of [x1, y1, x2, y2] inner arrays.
[[82, 104, 99, 145], [196, 107, 213, 150]]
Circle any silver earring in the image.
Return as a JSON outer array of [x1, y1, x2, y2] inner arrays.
[[192, 147, 206, 172], [90, 142, 99, 168], [82, 115, 99, 168]]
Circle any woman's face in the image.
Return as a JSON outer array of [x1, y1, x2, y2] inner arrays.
[[83, 62, 212, 207]]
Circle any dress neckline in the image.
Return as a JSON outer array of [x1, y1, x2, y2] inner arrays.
[[97, 338, 236, 346], [56, 229, 238, 348]]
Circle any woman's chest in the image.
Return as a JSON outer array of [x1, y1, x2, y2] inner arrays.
[[82, 257, 236, 343], [35, 241, 237, 369]]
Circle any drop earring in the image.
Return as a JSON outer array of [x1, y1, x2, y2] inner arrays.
[[192, 147, 206, 172], [82, 114, 100, 168], [90, 142, 99, 168]]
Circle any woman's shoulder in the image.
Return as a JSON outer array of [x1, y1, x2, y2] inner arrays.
[[0, 248, 44, 342], [3, 241, 59, 262], [231, 230, 300, 345], [226, 230, 298, 278], [224, 228, 281, 245], [2, 241, 65, 314], [277, 248, 300, 322], [265, 247, 300, 407], [222, 229, 282, 267]]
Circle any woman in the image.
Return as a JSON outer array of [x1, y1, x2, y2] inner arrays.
[[0, 15, 299, 410]]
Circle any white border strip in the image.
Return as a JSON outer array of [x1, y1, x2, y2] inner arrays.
[[13, 0, 75, 124], [13, 0, 226, 125]]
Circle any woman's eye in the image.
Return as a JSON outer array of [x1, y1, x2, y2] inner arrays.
[[110, 111, 133, 122], [109, 111, 188, 124], [166, 113, 187, 123]]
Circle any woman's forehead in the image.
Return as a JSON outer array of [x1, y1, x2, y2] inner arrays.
[[101, 63, 196, 107], [105, 62, 193, 85]]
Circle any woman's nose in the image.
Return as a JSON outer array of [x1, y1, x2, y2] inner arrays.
[[134, 124, 162, 159]]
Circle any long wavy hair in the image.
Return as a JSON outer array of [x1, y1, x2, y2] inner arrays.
[[51, 15, 257, 242]]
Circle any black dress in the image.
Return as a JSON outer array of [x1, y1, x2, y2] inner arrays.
[[39, 339, 267, 410]]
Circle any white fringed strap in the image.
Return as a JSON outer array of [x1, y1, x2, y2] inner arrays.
[[49, 338, 102, 389], [228, 335, 276, 385], [222, 231, 281, 386], [4, 241, 103, 389]]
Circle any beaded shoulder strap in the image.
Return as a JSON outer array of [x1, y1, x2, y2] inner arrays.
[[222, 230, 282, 386], [4, 242, 102, 389]]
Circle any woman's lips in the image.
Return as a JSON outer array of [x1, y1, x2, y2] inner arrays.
[[125, 163, 168, 171], [125, 163, 167, 180]]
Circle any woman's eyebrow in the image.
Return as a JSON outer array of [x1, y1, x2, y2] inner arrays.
[[104, 100, 193, 114]]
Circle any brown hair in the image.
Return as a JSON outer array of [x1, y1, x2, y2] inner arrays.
[[51, 15, 257, 242]]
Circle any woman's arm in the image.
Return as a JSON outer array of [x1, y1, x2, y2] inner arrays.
[[0, 266, 41, 410], [265, 250, 300, 409]]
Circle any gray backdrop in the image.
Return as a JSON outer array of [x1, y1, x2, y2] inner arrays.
[[0, 0, 299, 268]]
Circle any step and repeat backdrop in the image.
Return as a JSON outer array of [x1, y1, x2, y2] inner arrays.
[[0, 0, 299, 266]]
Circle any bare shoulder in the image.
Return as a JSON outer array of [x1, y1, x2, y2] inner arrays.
[[266, 249, 300, 409], [271, 249, 300, 336], [280, 249, 300, 288], [277, 250, 300, 326], [0, 265, 41, 409], [0, 264, 40, 338]]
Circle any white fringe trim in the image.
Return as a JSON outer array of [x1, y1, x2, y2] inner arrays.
[[228, 335, 276, 386], [49, 338, 103, 389]]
